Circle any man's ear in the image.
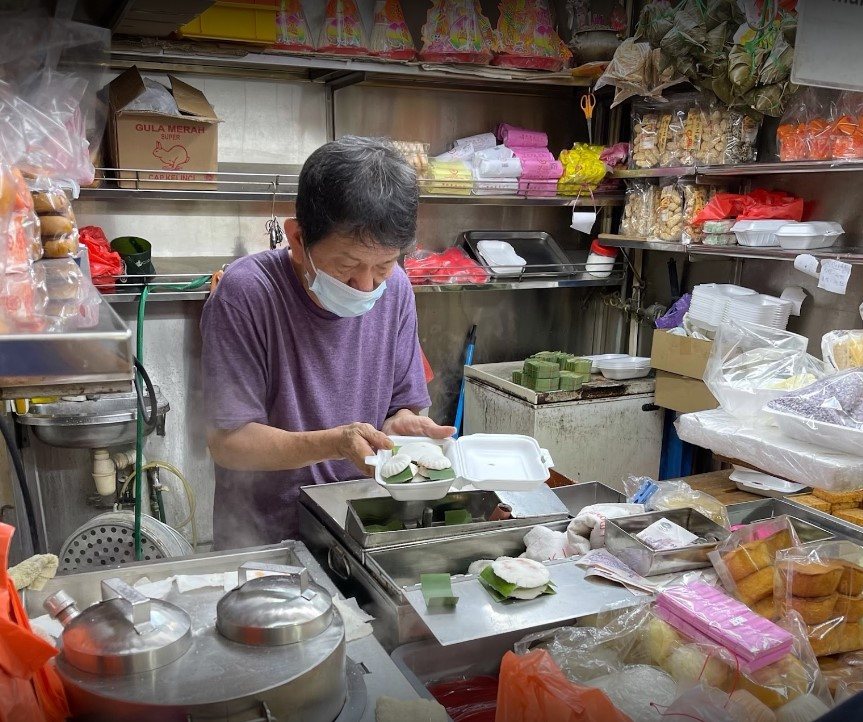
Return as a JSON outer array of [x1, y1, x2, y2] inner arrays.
[[284, 218, 303, 254]]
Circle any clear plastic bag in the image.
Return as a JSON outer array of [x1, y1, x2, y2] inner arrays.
[[595, 39, 653, 108], [370, 0, 416, 61], [709, 515, 801, 610], [830, 91, 863, 160], [775, 541, 863, 658], [0, 264, 47, 333], [6, 166, 41, 274], [653, 182, 683, 241], [681, 182, 713, 244], [318, 0, 369, 56], [777, 86, 837, 163], [419, 0, 494, 65], [703, 321, 830, 422], [662, 684, 735, 722], [492, 1, 571, 72], [29, 177, 78, 259], [726, 111, 761, 165], [822, 331, 863, 371], [621, 180, 658, 237]]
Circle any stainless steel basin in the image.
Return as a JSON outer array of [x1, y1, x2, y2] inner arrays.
[[16, 389, 169, 448]]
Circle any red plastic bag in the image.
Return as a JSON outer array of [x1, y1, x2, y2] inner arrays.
[[738, 188, 804, 221], [404, 248, 489, 286], [0, 523, 69, 722], [429, 675, 497, 721], [495, 650, 632, 722], [79, 225, 122, 288], [692, 193, 753, 224]]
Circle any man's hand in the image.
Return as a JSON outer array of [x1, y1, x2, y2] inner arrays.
[[382, 409, 456, 439], [335, 422, 393, 477]]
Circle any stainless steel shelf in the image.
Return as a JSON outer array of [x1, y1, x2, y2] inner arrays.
[[598, 234, 863, 265], [97, 256, 624, 304], [0, 301, 133, 398], [611, 167, 696, 179], [79, 168, 623, 207], [110, 44, 592, 92], [613, 160, 863, 181]]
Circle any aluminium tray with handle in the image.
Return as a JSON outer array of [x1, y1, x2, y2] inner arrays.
[[457, 230, 576, 278]]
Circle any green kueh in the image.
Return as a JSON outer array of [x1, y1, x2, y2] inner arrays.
[[523, 359, 560, 379]]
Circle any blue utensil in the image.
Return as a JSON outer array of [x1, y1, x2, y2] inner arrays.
[[453, 325, 477, 439]]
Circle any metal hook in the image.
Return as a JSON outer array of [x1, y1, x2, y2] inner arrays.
[[267, 175, 284, 250]]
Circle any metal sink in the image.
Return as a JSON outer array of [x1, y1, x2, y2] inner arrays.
[[16, 388, 169, 448]]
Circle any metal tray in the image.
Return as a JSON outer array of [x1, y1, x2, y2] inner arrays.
[[605, 508, 731, 577], [727, 498, 844, 543], [345, 490, 568, 550], [553, 481, 627, 513], [458, 230, 576, 278]]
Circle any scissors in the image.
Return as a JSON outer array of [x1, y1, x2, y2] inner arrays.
[[581, 91, 596, 145]]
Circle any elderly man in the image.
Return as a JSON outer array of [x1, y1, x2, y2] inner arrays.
[[201, 136, 454, 550]]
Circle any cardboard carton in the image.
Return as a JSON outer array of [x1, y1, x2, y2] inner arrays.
[[651, 329, 714, 379], [655, 371, 719, 414], [106, 66, 219, 190]]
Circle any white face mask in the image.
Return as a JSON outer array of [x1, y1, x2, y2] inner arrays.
[[304, 249, 387, 317]]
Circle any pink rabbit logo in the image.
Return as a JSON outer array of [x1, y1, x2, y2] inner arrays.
[[153, 141, 191, 170]]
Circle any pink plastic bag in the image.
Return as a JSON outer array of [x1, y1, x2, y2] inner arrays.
[[497, 124, 548, 148]]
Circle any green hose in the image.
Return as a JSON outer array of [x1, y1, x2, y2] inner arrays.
[[133, 274, 211, 561]]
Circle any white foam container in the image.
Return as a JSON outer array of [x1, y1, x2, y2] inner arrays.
[[730, 466, 808, 498], [731, 220, 786, 247], [775, 222, 844, 250], [768, 408, 863, 457], [367, 433, 554, 501], [476, 240, 526, 277]]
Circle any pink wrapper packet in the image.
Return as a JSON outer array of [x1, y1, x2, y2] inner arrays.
[[520, 159, 564, 180], [497, 123, 548, 148], [518, 179, 557, 197], [509, 147, 555, 161]]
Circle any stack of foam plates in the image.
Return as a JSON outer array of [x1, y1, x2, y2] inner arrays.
[[689, 284, 756, 331], [724, 293, 793, 330], [598, 356, 652, 380]]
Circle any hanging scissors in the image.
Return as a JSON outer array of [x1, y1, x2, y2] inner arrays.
[[581, 91, 596, 146]]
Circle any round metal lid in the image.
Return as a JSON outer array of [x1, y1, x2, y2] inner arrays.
[[47, 578, 192, 675], [216, 562, 334, 646]]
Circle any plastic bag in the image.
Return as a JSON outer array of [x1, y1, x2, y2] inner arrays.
[[630, 98, 687, 169], [29, 177, 78, 258], [496, 649, 631, 722], [595, 39, 653, 108], [726, 110, 761, 164], [662, 684, 735, 722], [681, 182, 713, 244], [653, 182, 683, 241], [709, 515, 801, 611], [318, 0, 369, 56], [775, 541, 863, 657], [6, 166, 41, 274], [567, 502, 646, 550], [692, 192, 752, 224], [404, 247, 488, 286], [514, 603, 654, 682], [556, 144, 606, 195], [419, 0, 494, 65], [0, 523, 69, 722], [703, 321, 829, 422], [655, 294, 691, 330], [587, 664, 678, 722], [427, 676, 497, 722], [275, 0, 316, 53], [620, 180, 658, 238], [777, 86, 837, 162], [738, 188, 804, 221], [623, 475, 730, 529], [822, 330, 863, 371], [830, 91, 863, 160], [492, 1, 571, 72], [391, 140, 429, 175], [0, 265, 47, 333], [370, 0, 416, 61]]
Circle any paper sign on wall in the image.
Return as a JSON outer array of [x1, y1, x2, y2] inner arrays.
[[818, 260, 853, 295], [793, 2, 863, 91]]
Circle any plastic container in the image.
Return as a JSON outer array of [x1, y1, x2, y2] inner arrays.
[[731, 220, 786, 247], [367, 434, 554, 501], [775, 222, 845, 250], [475, 240, 526, 277], [178, 1, 278, 44], [598, 356, 652, 380], [585, 240, 617, 279], [585, 353, 628, 373], [769, 408, 863, 457], [730, 467, 809, 498]]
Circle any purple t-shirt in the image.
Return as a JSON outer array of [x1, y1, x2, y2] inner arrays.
[[200, 249, 430, 550]]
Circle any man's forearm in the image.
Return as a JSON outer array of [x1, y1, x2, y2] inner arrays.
[[208, 423, 340, 471]]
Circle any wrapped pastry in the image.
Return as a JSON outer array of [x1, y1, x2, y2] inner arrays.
[[653, 182, 683, 241]]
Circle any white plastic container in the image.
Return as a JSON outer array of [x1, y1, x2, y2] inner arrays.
[[367, 433, 554, 501], [768, 408, 863, 457], [585, 240, 617, 279], [585, 353, 629, 373], [775, 222, 844, 250], [731, 220, 786, 247], [476, 240, 526, 276], [729, 467, 808, 498], [598, 356, 652, 380]]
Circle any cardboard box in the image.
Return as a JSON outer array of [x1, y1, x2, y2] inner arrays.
[[654, 371, 719, 414], [651, 329, 713, 380], [106, 67, 219, 190]]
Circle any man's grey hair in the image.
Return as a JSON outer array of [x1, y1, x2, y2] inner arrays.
[[296, 135, 419, 250]]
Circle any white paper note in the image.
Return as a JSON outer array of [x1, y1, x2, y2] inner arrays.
[[571, 210, 597, 234], [780, 286, 807, 316], [818, 259, 853, 295], [793, 253, 820, 278]]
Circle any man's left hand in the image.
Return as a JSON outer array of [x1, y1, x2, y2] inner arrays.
[[382, 409, 456, 439]]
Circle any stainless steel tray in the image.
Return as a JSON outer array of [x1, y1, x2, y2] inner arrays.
[[727, 498, 846, 543], [553, 481, 627, 513], [605, 508, 730, 577], [345, 490, 569, 550], [458, 230, 576, 278]]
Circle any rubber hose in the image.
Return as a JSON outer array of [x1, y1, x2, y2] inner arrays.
[[0, 413, 41, 553]]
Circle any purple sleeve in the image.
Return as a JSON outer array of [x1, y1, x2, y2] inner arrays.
[[387, 277, 432, 417], [200, 287, 270, 431]]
